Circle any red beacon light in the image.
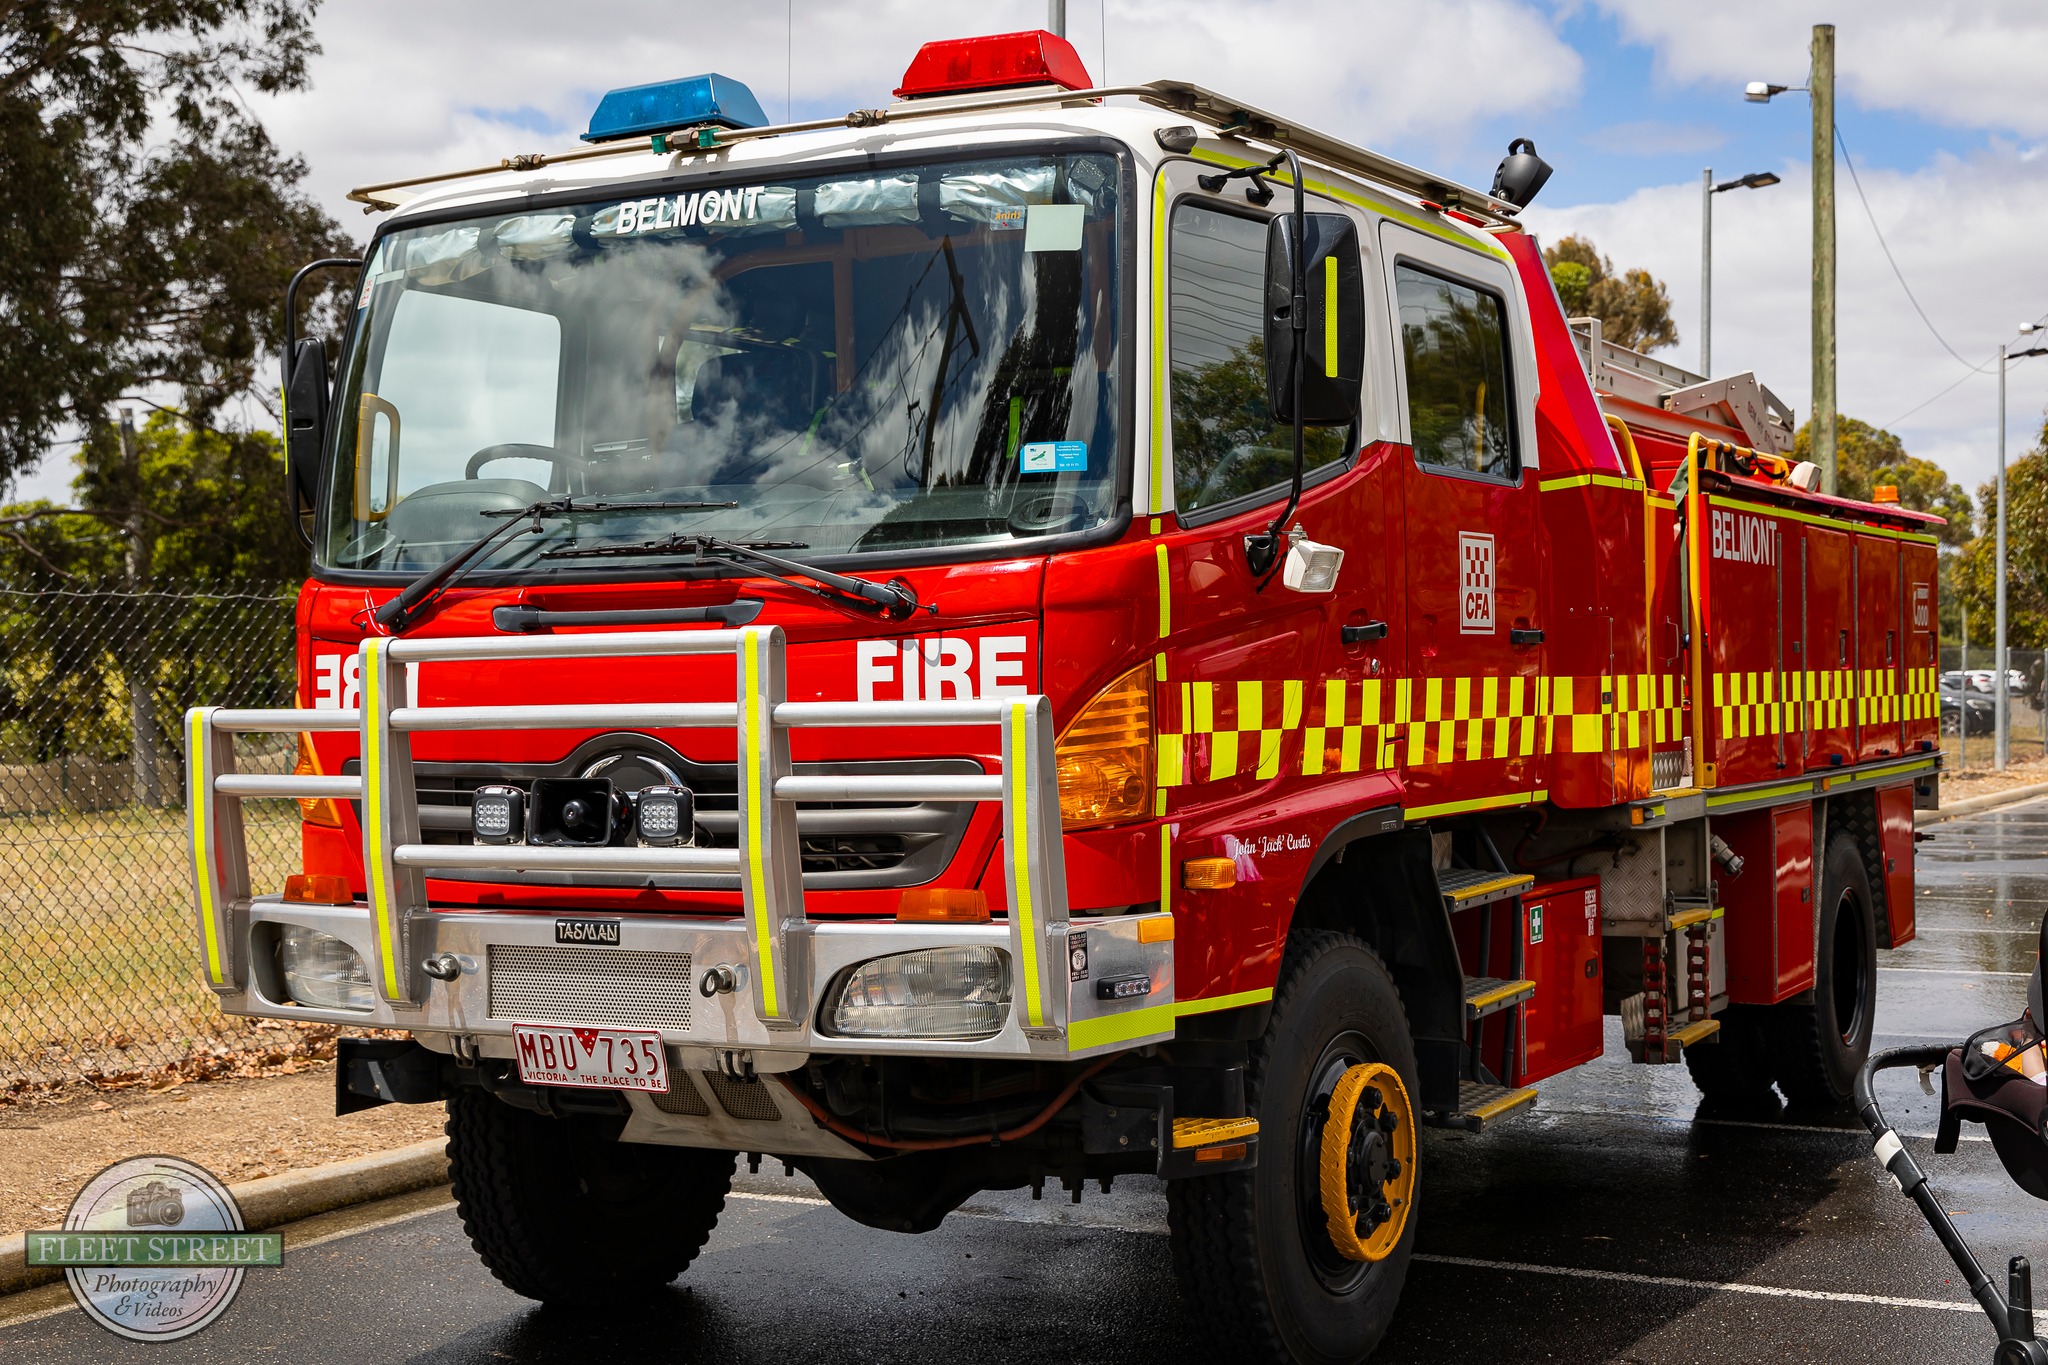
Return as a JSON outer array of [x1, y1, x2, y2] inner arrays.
[[894, 29, 1093, 100]]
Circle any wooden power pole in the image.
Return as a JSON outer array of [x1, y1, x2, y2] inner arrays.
[[1811, 23, 1836, 495]]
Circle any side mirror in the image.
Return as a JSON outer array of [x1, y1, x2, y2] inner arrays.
[[284, 337, 328, 546], [1264, 212, 1364, 428]]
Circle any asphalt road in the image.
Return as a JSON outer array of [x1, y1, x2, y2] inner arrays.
[[6, 800, 2044, 1364]]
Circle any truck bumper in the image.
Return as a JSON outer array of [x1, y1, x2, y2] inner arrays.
[[226, 896, 1175, 1066]]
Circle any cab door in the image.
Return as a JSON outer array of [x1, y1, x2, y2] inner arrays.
[[1379, 224, 1543, 815]]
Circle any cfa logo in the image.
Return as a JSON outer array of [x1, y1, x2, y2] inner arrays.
[[855, 636, 1029, 702], [1458, 533, 1495, 636], [1710, 509, 1776, 566]]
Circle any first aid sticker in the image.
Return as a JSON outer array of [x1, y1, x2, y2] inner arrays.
[[1020, 441, 1086, 473]]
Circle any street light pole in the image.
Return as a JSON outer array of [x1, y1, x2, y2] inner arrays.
[[1994, 326, 2048, 770], [1811, 23, 1836, 495], [1047, 0, 1065, 36], [1999, 341, 2008, 769], [1700, 171, 1780, 381], [1701, 169, 1713, 376]]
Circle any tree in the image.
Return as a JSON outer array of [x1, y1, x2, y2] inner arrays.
[[0, 413, 301, 799], [0, 1, 353, 482], [0, 3, 349, 802], [1543, 235, 1679, 354], [1791, 415, 1975, 549], [1953, 421, 2048, 652]]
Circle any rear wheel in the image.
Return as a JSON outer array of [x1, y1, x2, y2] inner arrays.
[[1168, 930, 1418, 1364], [1769, 831, 1878, 1110], [1682, 1005, 1778, 1108], [446, 1088, 733, 1304]]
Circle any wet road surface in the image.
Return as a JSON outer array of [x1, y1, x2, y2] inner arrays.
[[5, 801, 2044, 1364]]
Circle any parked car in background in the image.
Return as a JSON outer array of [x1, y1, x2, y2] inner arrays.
[[1941, 679, 1998, 735]]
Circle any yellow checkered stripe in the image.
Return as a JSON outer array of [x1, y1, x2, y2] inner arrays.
[[1711, 667, 1938, 738], [1157, 673, 1684, 788]]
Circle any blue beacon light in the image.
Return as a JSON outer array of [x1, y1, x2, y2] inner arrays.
[[583, 74, 770, 143]]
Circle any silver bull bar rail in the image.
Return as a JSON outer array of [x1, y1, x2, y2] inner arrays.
[[185, 626, 1155, 1056]]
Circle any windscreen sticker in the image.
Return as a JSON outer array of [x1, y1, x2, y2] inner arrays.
[[1023, 202, 1084, 253], [1020, 441, 1086, 473]]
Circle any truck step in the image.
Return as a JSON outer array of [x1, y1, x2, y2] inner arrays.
[[1436, 868, 1534, 911], [1462, 975, 1535, 1021], [1669, 1018, 1721, 1048], [1426, 1081, 1539, 1133], [1171, 1115, 1260, 1149]]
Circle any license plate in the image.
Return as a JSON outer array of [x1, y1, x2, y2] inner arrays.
[[511, 1024, 669, 1093]]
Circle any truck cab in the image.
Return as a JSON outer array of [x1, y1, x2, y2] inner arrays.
[[190, 30, 1943, 1364]]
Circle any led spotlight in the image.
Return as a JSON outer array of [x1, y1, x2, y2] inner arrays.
[[634, 785, 696, 847], [470, 784, 526, 844]]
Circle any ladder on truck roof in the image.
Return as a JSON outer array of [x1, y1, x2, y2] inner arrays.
[[1568, 317, 1796, 456]]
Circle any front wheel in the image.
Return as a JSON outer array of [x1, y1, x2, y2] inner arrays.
[[1769, 830, 1879, 1109], [446, 1088, 734, 1304], [1168, 930, 1419, 1364]]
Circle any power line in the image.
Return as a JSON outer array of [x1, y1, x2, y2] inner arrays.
[[1835, 125, 1994, 377], [1882, 308, 2048, 429]]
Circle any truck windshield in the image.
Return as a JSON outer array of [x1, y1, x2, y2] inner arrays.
[[322, 150, 1126, 574]]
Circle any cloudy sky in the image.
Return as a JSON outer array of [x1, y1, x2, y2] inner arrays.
[[27, 1, 2046, 511]]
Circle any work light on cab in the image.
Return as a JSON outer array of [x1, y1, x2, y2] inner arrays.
[[894, 30, 1092, 100], [582, 73, 769, 144]]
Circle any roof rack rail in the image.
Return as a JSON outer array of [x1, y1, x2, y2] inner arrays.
[[346, 78, 1518, 223]]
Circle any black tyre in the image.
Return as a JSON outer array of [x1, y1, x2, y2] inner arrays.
[[446, 1088, 733, 1304], [1168, 930, 1418, 1365], [1681, 1005, 1779, 1109], [1768, 830, 1879, 1109]]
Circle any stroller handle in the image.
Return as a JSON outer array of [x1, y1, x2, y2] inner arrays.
[[1858, 1045, 2033, 1355]]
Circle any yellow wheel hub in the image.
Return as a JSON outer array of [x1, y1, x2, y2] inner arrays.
[[1317, 1061, 1416, 1263]]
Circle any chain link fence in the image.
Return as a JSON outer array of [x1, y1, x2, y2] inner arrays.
[[1940, 645, 2048, 771], [0, 579, 305, 1090]]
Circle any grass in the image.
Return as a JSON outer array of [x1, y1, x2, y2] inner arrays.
[[0, 801, 302, 1084]]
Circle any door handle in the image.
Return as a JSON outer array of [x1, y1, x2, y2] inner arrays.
[[1342, 621, 1389, 644], [1510, 627, 1545, 646]]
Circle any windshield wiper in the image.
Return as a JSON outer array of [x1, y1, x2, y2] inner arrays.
[[374, 496, 737, 634], [543, 532, 925, 620]]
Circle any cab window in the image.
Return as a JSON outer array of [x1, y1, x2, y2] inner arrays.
[[1168, 202, 1346, 516], [1394, 263, 1516, 480]]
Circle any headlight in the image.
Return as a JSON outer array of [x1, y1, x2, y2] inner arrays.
[[826, 946, 1011, 1039], [1055, 664, 1153, 828], [278, 925, 374, 1012]]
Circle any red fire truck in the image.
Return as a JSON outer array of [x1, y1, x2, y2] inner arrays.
[[186, 30, 1943, 1363]]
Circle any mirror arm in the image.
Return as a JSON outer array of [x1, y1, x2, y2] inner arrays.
[[1246, 149, 1309, 579], [282, 257, 364, 390]]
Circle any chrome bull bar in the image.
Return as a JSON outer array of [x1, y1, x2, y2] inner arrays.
[[186, 625, 1125, 1051]]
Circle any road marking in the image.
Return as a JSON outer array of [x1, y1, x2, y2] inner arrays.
[[1880, 966, 2032, 978], [732, 1190, 830, 1207], [1414, 1253, 1982, 1313], [727, 1195, 1989, 1315]]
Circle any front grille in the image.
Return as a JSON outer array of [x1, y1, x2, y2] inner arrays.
[[349, 742, 976, 890], [701, 1070, 782, 1121], [486, 944, 694, 1030]]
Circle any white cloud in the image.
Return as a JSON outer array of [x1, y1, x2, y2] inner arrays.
[[1591, 1, 2048, 136], [1583, 119, 1727, 157], [261, 0, 1581, 236], [1523, 139, 2048, 509]]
